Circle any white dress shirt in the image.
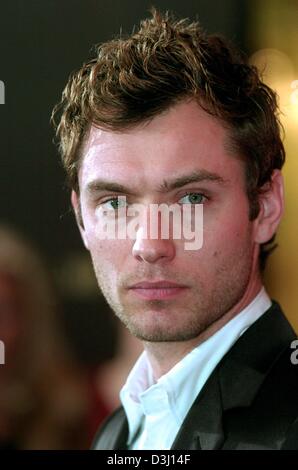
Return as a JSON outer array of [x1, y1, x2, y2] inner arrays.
[[120, 287, 272, 450]]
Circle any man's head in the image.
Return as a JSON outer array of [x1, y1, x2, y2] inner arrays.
[[52, 10, 285, 343], [53, 9, 285, 269]]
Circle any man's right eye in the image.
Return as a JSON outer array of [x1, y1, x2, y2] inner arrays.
[[101, 196, 127, 211]]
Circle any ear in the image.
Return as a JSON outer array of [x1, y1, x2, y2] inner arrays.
[[71, 190, 89, 250], [253, 169, 285, 244]]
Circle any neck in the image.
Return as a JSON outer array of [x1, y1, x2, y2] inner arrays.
[[144, 271, 263, 381]]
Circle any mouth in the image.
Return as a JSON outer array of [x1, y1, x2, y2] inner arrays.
[[127, 280, 189, 300]]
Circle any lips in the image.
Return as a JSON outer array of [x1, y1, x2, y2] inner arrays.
[[129, 280, 185, 289], [128, 280, 188, 300]]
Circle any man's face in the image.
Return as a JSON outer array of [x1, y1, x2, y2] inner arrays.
[[75, 100, 261, 342]]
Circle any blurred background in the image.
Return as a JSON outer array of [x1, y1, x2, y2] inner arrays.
[[0, 0, 297, 449]]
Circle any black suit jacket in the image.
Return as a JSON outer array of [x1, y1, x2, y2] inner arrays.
[[92, 301, 298, 450]]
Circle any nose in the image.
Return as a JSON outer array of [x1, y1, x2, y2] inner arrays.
[[132, 208, 176, 263], [132, 231, 176, 263]]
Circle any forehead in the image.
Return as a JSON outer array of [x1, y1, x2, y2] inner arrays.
[[78, 100, 242, 191]]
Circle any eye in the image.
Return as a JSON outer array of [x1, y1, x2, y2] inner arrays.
[[179, 192, 206, 205], [101, 196, 127, 211]]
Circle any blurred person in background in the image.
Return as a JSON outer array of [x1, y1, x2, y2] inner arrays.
[[0, 225, 89, 449]]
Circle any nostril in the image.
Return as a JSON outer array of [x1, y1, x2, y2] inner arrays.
[[132, 239, 175, 263]]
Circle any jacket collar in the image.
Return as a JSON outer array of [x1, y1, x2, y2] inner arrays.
[[93, 407, 128, 450], [106, 302, 295, 450], [170, 302, 295, 450]]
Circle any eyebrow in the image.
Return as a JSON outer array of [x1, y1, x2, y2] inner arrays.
[[86, 170, 229, 196], [157, 170, 229, 192]]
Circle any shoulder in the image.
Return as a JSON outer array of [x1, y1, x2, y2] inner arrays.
[[246, 339, 298, 448], [218, 303, 298, 449], [282, 417, 298, 449], [265, 343, 298, 448], [262, 338, 298, 402]]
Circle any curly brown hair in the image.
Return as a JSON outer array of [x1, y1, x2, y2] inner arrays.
[[52, 8, 285, 269]]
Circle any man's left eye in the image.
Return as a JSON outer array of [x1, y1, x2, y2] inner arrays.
[[179, 193, 206, 204]]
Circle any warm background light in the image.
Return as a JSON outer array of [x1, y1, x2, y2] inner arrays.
[[249, 0, 298, 331]]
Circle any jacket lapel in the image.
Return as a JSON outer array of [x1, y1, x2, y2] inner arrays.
[[92, 408, 128, 450], [172, 302, 296, 450], [95, 302, 295, 450], [219, 301, 295, 411], [171, 369, 224, 450]]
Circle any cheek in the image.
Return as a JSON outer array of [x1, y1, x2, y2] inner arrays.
[[196, 210, 253, 261], [208, 198, 251, 244], [88, 234, 130, 274]]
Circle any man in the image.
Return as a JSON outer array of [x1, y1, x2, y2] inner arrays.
[[52, 10, 298, 450]]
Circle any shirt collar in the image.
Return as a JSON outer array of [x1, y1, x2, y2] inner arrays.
[[120, 286, 271, 445]]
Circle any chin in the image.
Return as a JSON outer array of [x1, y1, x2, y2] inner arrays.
[[125, 321, 202, 342]]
